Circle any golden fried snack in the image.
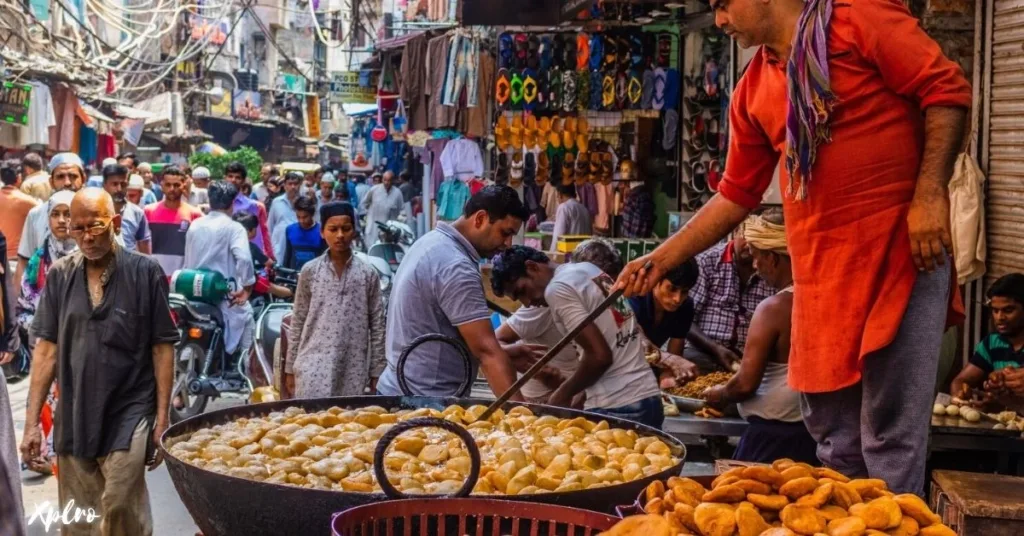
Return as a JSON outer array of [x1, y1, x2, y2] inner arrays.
[[673, 503, 700, 534], [759, 529, 797, 536], [746, 493, 790, 511], [893, 494, 942, 527], [826, 516, 867, 536], [734, 479, 774, 495], [736, 501, 772, 536], [780, 504, 826, 535], [849, 498, 902, 531], [781, 466, 816, 483], [703, 484, 748, 503], [646, 480, 667, 503], [818, 505, 848, 522], [831, 481, 863, 510], [772, 458, 796, 472], [671, 477, 709, 506], [918, 525, 956, 536], [694, 503, 738, 536], [889, 516, 920, 536], [847, 479, 888, 496], [715, 475, 742, 489], [742, 466, 788, 488], [713, 467, 747, 488], [646, 498, 666, 515], [813, 467, 851, 483], [779, 477, 820, 500], [598, 514, 673, 536], [795, 482, 834, 509]]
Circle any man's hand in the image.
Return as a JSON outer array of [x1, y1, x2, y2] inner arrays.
[[907, 185, 952, 272], [148, 419, 168, 471], [547, 387, 574, 408], [1004, 367, 1024, 396], [504, 343, 548, 374], [229, 287, 251, 306], [984, 369, 1010, 396], [615, 254, 665, 298], [713, 345, 741, 369], [661, 353, 699, 383], [703, 385, 727, 408], [0, 352, 14, 365], [284, 373, 296, 399], [20, 425, 42, 465]]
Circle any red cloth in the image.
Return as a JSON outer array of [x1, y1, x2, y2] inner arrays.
[[97, 134, 117, 163], [720, 0, 971, 393]]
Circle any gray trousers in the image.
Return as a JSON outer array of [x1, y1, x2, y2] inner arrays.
[[801, 262, 950, 495]]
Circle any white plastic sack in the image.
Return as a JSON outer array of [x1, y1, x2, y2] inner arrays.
[[948, 152, 986, 285]]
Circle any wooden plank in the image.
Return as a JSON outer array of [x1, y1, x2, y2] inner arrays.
[[932, 470, 1024, 521]]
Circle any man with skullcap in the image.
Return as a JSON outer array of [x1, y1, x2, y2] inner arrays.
[[16, 153, 85, 292]]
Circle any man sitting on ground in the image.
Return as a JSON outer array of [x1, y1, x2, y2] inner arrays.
[[703, 210, 817, 464], [490, 246, 663, 428]]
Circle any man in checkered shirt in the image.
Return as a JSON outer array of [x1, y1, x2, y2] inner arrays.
[[685, 230, 776, 373]]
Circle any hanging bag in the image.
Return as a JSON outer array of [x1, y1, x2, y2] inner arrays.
[[371, 103, 388, 142], [390, 99, 408, 141]]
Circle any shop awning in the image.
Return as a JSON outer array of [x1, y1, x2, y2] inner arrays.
[[78, 99, 114, 124], [374, 31, 425, 52], [115, 103, 156, 121], [342, 103, 377, 116]]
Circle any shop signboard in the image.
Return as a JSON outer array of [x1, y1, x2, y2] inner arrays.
[[0, 82, 31, 126], [329, 72, 376, 104], [306, 95, 322, 138], [232, 90, 262, 120]]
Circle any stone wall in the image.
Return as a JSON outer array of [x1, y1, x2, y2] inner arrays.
[[910, 0, 977, 80]]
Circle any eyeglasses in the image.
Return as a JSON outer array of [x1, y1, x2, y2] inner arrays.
[[69, 218, 112, 239]]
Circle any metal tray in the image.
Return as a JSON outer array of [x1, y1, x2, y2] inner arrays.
[[663, 392, 739, 417]]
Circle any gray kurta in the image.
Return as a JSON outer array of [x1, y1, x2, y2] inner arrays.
[[285, 254, 386, 398]]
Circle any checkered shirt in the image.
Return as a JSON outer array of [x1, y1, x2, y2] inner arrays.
[[688, 242, 776, 351]]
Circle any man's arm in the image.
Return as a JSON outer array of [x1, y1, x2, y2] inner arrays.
[[950, 363, 987, 399], [704, 299, 780, 406], [21, 340, 56, 464], [148, 342, 174, 469], [618, 194, 752, 296], [686, 325, 740, 368], [14, 257, 27, 297], [548, 324, 613, 407], [456, 319, 523, 401], [257, 204, 274, 260], [907, 106, 967, 271]]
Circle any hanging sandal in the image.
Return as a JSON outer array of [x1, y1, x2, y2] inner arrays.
[[708, 160, 722, 192], [495, 69, 512, 111], [524, 152, 537, 183], [510, 113, 524, 149], [601, 71, 616, 110], [652, 68, 667, 111], [576, 32, 591, 71], [524, 114, 539, 149], [615, 71, 627, 110], [548, 68, 562, 112], [499, 33, 514, 69], [706, 117, 721, 156], [588, 34, 603, 72], [590, 153, 602, 184], [527, 35, 540, 70], [514, 33, 528, 69], [561, 153, 576, 185], [691, 159, 708, 193], [510, 151, 525, 181], [536, 152, 550, 184], [641, 69, 655, 109], [627, 70, 643, 109], [575, 151, 590, 182], [522, 68, 539, 112], [561, 33, 577, 71], [562, 71, 577, 112], [540, 35, 554, 71], [510, 71, 525, 110], [496, 152, 510, 183], [495, 115, 511, 151]]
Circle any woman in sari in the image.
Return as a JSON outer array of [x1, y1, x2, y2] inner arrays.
[[16, 190, 76, 475]]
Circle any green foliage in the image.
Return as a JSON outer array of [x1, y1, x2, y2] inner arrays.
[[188, 146, 263, 182]]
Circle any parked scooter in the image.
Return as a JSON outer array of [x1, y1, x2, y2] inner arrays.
[[367, 219, 415, 277]]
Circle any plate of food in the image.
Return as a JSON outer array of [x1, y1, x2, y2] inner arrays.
[[663, 372, 737, 416]]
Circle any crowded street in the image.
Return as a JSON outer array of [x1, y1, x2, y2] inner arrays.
[[2, 0, 1024, 535]]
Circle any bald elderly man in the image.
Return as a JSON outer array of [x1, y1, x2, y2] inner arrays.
[[21, 189, 178, 536], [15, 152, 85, 291]]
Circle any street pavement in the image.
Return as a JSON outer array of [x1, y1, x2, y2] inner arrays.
[[8, 377, 241, 535]]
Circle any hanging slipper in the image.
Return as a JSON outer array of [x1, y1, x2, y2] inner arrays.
[[495, 115, 511, 151], [496, 152, 510, 184], [663, 109, 679, 151], [552, 36, 565, 71], [575, 151, 590, 179], [510, 151, 525, 182], [562, 70, 577, 112], [527, 35, 541, 70], [536, 152, 550, 184], [652, 67, 667, 111], [524, 152, 537, 183], [691, 159, 708, 193], [602, 35, 617, 71], [563, 128, 576, 152], [657, 33, 673, 68], [703, 58, 720, 98], [708, 160, 722, 192], [589, 70, 603, 110], [561, 153, 576, 186], [540, 35, 554, 71], [617, 36, 631, 70], [689, 113, 706, 152], [495, 68, 512, 111], [588, 138, 602, 153], [706, 117, 721, 156], [499, 33, 514, 70], [548, 68, 562, 112], [601, 71, 616, 110], [627, 70, 643, 109], [577, 71, 590, 112], [510, 71, 525, 111], [641, 69, 655, 109], [664, 68, 681, 111], [588, 34, 604, 72], [562, 33, 577, 71], [548, 117, 563, 150], [522, 68, 539, 112], [576, 32, 591, 71], [590, 152, 602, 184], [614, 71, 627, 111], [538, 116, 552, 144], [564, 116, 577, 135], [514, 33, 529, 69], [600, 152, 615, 182], [629, 34, 644, 69]]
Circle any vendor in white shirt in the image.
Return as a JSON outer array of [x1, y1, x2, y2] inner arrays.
[[550, 182, 592, 252], [490, 246, 663, 428]]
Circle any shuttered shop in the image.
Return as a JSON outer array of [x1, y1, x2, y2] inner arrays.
[[986, 0, 1024, 283]]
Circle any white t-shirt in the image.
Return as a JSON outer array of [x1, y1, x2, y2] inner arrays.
[[545, 262, 660, 410], [506, 306, 579, 399]]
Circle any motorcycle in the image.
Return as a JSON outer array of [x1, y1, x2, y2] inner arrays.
[[367, 219, 415, 277], [168, 267, 298, 423]]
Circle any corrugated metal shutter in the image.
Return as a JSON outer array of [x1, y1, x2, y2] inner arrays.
[[986, 0, 1024, 284]]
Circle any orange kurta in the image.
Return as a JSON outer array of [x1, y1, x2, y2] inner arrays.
[[720, 0, 971, 393]]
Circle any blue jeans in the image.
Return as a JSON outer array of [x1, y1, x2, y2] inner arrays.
[[590, 395, 665, 430]]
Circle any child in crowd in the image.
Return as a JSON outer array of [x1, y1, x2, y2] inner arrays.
[[283, 196, 326, 271]]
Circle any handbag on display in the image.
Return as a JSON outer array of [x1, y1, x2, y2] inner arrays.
[[371, 105, 388, 142], [390, 99, 408, 141]]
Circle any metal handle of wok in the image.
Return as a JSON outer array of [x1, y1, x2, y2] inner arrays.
[[396, 334, 474, 398], [372, 417, 482, 499], [478, 261, 651, 421]]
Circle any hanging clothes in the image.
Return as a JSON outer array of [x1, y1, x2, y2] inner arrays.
[[97, 134, 117, 163], [78, 124, 97, 168], [465, 50, 496, 139], [426, 35, 459, 129], [594, 182, 615, 234], [415, 138, 449, 195], [442, 32, 480, 108], [512, 183, 526, 246], [577, 182, 598, 220], [439, 138, 483, 180], [436, 178, 470, 221], [48, 85, 78, 151], [26, 81, 56, 146], [540, 182, 560, 222], [400, 33, 430, 131]]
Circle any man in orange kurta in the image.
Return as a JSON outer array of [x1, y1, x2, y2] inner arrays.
[[618, 0, 969, 493]]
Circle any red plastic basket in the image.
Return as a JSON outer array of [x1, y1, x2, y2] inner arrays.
[[331, 498, 620, 536]]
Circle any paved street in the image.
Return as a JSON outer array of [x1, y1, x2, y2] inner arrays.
[[8, 377, 240, 535]]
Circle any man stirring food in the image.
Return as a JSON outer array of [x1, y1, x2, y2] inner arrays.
[[376, 186, 542, 400], [618, 0, 969, 492]]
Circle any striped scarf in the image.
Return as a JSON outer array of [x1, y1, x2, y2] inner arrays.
[[785, 0, 837, 200]]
